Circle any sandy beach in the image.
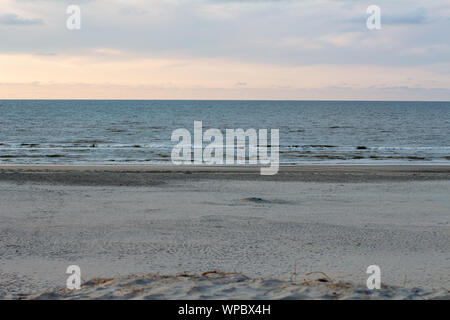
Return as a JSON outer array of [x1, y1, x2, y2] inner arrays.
[[0, 165, 449, 299]]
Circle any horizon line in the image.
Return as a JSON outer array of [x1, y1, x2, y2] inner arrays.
[[1, 99, 449, 103]]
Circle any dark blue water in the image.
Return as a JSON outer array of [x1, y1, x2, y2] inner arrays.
[[0, 100, 449, 164]]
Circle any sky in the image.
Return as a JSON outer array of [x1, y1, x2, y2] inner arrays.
[[0, 0, 450, 100]]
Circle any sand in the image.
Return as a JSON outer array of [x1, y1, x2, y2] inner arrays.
[[20, 272, 450, 300], [0, 165, 449, 299]]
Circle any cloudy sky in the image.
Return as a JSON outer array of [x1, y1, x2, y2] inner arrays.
[[1, 0, 449, 100]]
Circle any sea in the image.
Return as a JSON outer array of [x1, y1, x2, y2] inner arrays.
[[0, 100, 449, 164]]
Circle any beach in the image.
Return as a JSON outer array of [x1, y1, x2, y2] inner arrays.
[[0, 165, 449, 299], [3, 0, 450, 306]]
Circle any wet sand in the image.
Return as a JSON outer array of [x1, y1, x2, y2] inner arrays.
[[1, 164, 450, 184], [0, 165, 449, 299]]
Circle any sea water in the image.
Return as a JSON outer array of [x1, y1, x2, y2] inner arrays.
[[0, 100, 449, 164]]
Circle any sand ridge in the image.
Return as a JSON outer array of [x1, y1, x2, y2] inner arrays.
[[13, 271, 450, 300]]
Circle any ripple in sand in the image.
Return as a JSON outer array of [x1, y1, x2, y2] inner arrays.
[[239, 197, 291, 205]]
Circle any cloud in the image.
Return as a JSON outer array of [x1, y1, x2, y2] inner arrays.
[[0, 13, 44, 25], [1, 0, 448, 68], [33, 52, 56, 56], [118, 7, 149, 16], [1, 81, 449, 101], [383, 7, 430, 25]]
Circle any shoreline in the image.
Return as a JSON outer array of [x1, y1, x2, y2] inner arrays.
[[1, 164, 449, 185], [3, 164, 450, 169]]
